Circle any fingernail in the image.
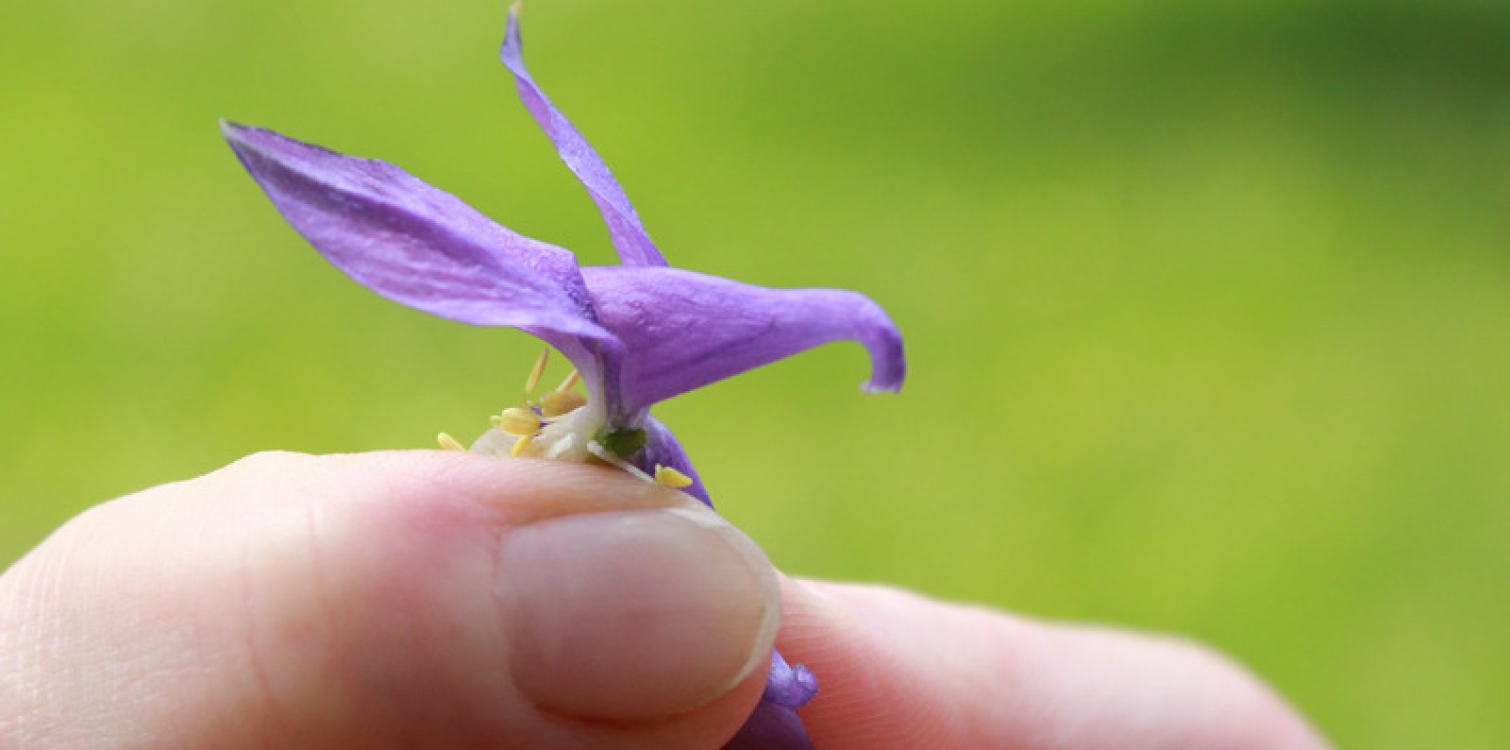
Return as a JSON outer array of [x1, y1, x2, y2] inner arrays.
[[496, 504, 780, 721]]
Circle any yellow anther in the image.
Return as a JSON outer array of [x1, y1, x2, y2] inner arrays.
[[556, 368, 581, 393], [510, 434, 533, 457], [524, 348, 550, 400], [437, 432, 466, 451], [653, 465, 694, 489], [495, 407, 543, 436], [541, 390, 588, 417]]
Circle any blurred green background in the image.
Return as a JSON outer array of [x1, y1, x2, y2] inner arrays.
[[3, 0, 1507, 745]]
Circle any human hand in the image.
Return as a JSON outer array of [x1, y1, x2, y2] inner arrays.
[[0, 452, 1331, 749]]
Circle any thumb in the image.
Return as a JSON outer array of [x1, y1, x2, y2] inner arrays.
[[0, 451, 779, 750]]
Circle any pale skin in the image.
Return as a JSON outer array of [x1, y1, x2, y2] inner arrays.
[[0, 452, 1333, 750]]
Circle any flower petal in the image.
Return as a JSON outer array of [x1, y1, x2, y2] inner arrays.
[[723, 700, 816, 750], [763, 651, 820, 709], [581, 266, 906, 413], [500, 6, 666, 268], [724, 652, 819, 750], [221, 121, 612, 354]]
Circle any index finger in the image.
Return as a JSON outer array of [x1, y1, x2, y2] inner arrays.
[[774, 579, 1333, 750]]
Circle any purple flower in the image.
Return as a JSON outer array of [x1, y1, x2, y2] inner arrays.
[[223, 6, 903, 748]]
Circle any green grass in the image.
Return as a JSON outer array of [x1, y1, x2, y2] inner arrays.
[[3, 1, 1507, 747]]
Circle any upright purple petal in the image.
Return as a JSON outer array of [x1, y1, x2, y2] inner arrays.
[[500, 6, 666, 268], [221, 121, 614, 357], [581, 265, 906, 414]]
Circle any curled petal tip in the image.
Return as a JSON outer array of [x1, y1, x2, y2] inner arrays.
[[582, 266, 906, 411], [859, 313, 906, 394]]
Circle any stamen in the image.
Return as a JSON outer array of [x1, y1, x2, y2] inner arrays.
[[495, 407, 544, 436], [586, 440, 653, 482], [510, 434, 533, 457], [523, 348, 550, 400], [437, 432, 466, 451], [541, 390, 587, 417], [556, 368, 581, 393], [653, 465, 693, 489]]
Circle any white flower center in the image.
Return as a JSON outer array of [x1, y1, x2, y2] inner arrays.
[[437, 349, 691, 489]]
